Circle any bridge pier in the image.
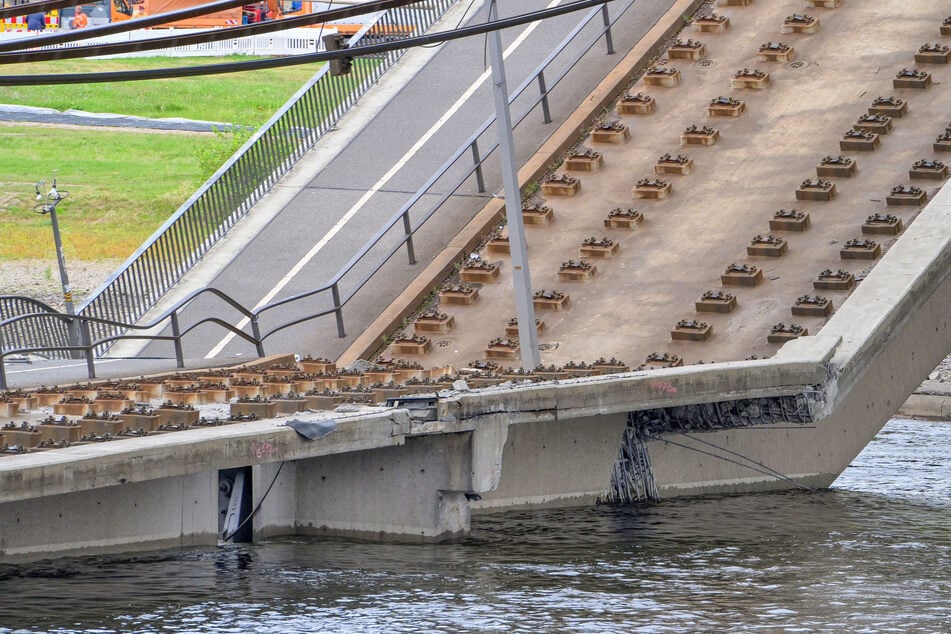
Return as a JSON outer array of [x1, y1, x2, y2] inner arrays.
[[0, 473, 218, 564], [472, 412, 629, 512], [256, 433, 475, 543]]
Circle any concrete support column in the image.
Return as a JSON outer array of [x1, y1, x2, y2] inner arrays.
[[470, 413, 509, 492], [292, 433, 473, 542], [473, 412, 629, 512]]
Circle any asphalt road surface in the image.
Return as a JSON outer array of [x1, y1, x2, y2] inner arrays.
[[4, 0, 681, 387]]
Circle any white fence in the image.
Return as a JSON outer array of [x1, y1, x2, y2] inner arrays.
[[0, 26, 334, 57]]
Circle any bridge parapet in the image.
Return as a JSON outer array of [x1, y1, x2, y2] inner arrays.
[[439, 341, 837, 427]]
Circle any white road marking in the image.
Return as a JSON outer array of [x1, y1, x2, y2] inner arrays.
[[205, 0, 564, 359], [4, 358, 123, 374]]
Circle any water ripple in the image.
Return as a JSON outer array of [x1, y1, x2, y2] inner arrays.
[[0, 419, 949, 632]]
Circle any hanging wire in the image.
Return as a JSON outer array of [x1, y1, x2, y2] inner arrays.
[[421, 0, 478, 48], [678, 431, 817, 491], [658, 435, 817, 492], [0, 0, 613, 84], [222, 461, 286, 543]]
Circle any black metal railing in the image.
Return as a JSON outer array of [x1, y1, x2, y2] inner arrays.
[[0, 296, 71, 360], [73, 0, 456, 355], [1, 0, 651, 388]]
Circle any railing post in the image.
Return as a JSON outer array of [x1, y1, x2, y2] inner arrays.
[[601, 4, 615, 55], [471, 141, 486, 193], [72, 3, 458, 359], [332, 284, 346, 338], [250, 315, 266, 358], [80, 318, 96, 380], [0, 321, 6, 389], [402, 212, 417, 265], [537, 71, 552, 124], [171, 311, 185, 369]]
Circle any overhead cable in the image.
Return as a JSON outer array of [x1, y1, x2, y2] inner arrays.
[[0, 0, 429, 55], [0, 0, 614, 84]]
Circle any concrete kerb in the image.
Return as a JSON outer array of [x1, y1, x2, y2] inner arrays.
[[900, 393, 951, 420], [437, 350, 835, 426], [336, 0, 707, 367]]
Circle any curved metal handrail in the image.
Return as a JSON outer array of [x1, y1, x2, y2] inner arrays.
[[69, 0, 456, 357], [0, 295, 64, 314], [0, 288, 267, 387], [0, 0, 644, 389]]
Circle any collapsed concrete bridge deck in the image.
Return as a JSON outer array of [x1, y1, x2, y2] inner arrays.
[[2, 0, 951, 563]]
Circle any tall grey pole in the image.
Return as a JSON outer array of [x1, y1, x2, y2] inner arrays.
[[487, 0, 541, 369], [48, 207, 76, 319], [35, 179, 81, 358], [50, 205, 82, 360]]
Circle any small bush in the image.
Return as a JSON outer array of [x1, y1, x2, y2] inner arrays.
[[195, 127, 254, 175]]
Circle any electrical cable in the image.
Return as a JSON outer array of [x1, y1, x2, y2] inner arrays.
[[0, 0, 427, 55], [420, 0, 478, 48], [679, 431, 817, 491], [315, 0, 333, 51], [222, 461, 285, 543], [0, 0, 614, 84], [658, 435, 816, 492], [482, 0, 490, 71]]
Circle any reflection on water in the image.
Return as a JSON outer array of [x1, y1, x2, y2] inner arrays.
[[1, 418, 949, 633]]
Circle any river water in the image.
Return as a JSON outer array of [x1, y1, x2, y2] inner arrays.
[[1, 417, 949, 633]]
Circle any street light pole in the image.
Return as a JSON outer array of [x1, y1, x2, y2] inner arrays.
[[34, 177, 81, 357], [487, 0, 541, 370]]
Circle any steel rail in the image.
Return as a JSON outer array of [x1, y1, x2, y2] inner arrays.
[[0, 0, 639, 384]]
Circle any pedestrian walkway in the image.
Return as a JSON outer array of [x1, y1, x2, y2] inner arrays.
[[0, 104, 249, 132]]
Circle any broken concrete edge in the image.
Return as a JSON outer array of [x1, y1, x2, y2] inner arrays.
[[4, 348, 945, 506], [335, 0, 709, 367], [437, 353, 835, 425], [0, 355, 828, 504]]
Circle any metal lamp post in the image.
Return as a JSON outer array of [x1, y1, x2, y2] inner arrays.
[[34, 177, 81, 356], [487, 0, 541, 370]]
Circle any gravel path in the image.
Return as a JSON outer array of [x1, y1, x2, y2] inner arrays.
[[0, 105, 249, 133], [0, 259, 121, 309]]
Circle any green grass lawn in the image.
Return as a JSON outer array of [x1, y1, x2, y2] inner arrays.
[[0, 56, 328, 261], [3, 57, 323, 127], [0, 125, 223, 260]]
